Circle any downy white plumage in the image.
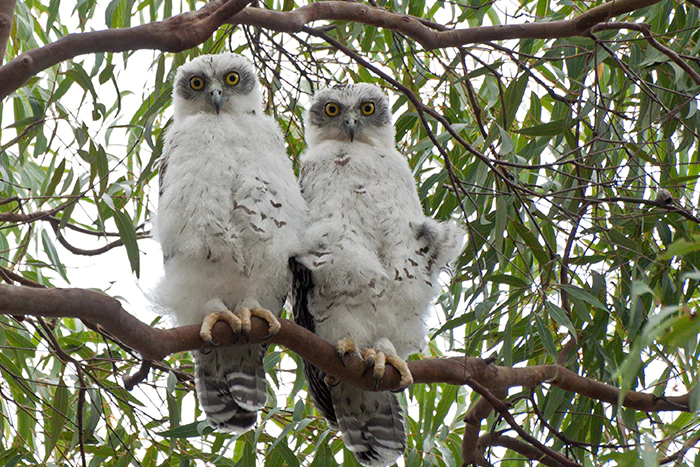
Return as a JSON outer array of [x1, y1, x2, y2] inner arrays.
[[292, 83, 464, 466], [154, 53, 307, 433]]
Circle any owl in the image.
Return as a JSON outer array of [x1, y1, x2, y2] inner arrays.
[[154, 53, 307, 433], [291, 84, 464, 466]]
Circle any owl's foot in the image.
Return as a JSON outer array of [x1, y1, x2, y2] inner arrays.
[[199, 307, 280, 345], [363, 349, 413, 390], [200, 310, 242, 346], [334, 338, 358, 367], [386, 354, 413, 390]]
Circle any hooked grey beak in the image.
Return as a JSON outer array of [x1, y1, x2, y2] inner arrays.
[[346, 119, 357, 142], [210, 89, 226, 114]]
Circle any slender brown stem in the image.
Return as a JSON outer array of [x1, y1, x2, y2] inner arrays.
[[476, 433, 569, 467], [466, 378, 582, 467], [591, 22, 700, 85]]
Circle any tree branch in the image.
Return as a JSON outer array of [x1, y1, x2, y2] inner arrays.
[[0, 0, 665, 100], [462, 392, 505, 464], [591, 22, 700, 85], [465, 378, 582, 467], [231, 0, 662, 47], [0, 0, 253, 99], [47, 218, 149, 256], [0, 200, 75, 224], [476, 433, 567, 467], [0, 0, 16, 67], [0, 283, 691, 413]]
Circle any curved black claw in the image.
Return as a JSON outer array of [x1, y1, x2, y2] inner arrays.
[[230, 333, 241, 345], [241, 328, 251, 344], [336, 349, 347, 367], [205, 338, 218, 347], [362, 357, 375, 376], [374, 374, 382, 390]]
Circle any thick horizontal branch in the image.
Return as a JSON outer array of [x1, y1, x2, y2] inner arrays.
[[0, 0, 252, 99], [232, 0, 661, 49], [0, 283, 690, 413], [0, 0, 664, 100]]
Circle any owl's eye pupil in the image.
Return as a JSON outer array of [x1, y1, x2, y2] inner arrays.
[[361, 102, 375, 115], [190, 77, 204, 90], [226, 72, 240, 86], [325, 103, 340, 117]]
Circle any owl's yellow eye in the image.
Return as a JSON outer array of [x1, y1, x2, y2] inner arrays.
[[325, 102, 340, 117], [225, 72, 240, 86], [189, 76, 205, 91], [361, 102, 375, 115]]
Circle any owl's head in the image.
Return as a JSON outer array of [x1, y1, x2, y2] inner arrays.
[[172, 53, 262, 117], [305, 84, 395, 147]]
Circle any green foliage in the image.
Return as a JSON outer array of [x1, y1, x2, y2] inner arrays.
[[1, 0, 699, 465]]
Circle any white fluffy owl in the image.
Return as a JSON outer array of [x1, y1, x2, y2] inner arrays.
[[292, 84, 464, 466], [154, 53, 307, 433]]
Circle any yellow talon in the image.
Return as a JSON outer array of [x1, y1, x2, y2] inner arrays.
[[200, 310, 242, 346], [250, 307, 281, 340], [334, 338, 357, 366]]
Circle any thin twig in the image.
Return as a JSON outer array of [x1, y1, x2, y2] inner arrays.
[[591, 22, 700, 85]]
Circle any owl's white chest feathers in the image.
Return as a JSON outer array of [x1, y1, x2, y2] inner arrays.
[[299, 140, 437, 356], [155, 111, 307, 324], [300, 140, 423, 243]]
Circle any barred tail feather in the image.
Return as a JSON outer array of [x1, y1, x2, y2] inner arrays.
[[194, 345, 268, 433], [332, 384, 406, 467]]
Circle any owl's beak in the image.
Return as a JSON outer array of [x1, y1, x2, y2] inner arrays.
[[210, 89, 226, 114], [345, 118, 358, 142]]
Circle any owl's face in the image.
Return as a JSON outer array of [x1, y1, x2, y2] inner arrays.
[[305, 84, 395, 147], [173, 53, 261, 117]]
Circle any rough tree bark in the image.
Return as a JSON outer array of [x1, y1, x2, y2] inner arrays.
[[0, 0, 668, 99], [0, 283, 690, 412]]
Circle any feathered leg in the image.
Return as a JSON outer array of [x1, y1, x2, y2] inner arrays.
[[332, 383, 406, 467], [195, 298, 276, 432], [324, 338, 412, 465], [194, 344, 268, 432]]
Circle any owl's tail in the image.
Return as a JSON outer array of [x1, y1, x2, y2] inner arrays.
[[193, 345, 268, 433], [332, 383, 406, 467]]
